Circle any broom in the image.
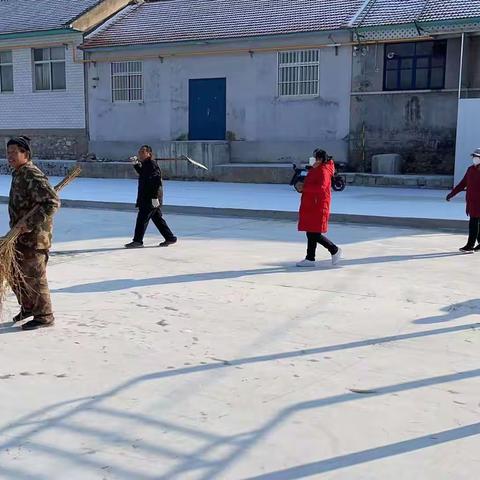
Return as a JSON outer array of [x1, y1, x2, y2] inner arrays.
[[0, 166, 82, 306]]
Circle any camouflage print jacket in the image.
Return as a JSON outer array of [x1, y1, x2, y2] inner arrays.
[[9, 162, 60, 250]]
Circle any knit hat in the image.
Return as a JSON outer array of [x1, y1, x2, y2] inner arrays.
[[7, 136, 32, 156]]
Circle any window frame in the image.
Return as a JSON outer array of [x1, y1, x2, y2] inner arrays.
[[277, 49, 320, 98], [0, 50, 14, 93], [111, 61, 144, 103], [32, 46, 66, 92], [383, 40, 447, 92]]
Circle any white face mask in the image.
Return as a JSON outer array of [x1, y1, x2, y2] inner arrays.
[[308, 157, 316, 166], [473, 156, 480, 166]]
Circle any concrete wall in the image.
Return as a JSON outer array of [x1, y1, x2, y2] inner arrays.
[[88, 140, 229, 179], [0, 146, 226, 180], [454, 99, 480, 184], [0, 32, 87, 158], [350, 38, 462, 174], [0, 129, 87, 160], [86, 33, 353, 164], [454, 36, 480, 184]]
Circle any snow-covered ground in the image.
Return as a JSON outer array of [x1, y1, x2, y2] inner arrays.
[[0, 175, 468, 220], [0, 206, 478, 479]]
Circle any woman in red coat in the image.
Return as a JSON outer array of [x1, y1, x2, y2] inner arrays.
[[296, 149, 342, 267], [447, 148, 480, 252]]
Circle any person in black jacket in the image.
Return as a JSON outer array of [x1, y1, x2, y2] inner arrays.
[[125, 145, 177, 248]]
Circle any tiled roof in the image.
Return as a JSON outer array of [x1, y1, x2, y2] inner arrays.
[[83, 0, 365, 49], [353, 0, 427, 28], [0, 0, 103, 36], [420, 0, 480, 23], [354, 0, 480, 28]]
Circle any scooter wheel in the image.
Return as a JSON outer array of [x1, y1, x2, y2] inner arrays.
[[332, 179, 346, 192]]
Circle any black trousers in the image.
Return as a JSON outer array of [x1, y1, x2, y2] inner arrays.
[[466, 217, 480, 248], [133, 207, 176, 243], [306, 232, 338, 261]]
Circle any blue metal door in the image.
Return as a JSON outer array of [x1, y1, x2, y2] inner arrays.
[[189, 78, 226, 140]]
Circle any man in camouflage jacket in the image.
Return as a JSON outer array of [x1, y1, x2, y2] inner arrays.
[[7, 136, 60, 331]]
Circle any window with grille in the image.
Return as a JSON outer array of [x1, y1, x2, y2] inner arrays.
[[33, 47, 66, 91], [0, 50, 13, 92], [111, 61, 143, 102], [383, 41, 447, 91], [278, 50, 319, 97]]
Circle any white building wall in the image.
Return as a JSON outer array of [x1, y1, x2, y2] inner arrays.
[[0, 34, 85, 130], [455, 99, 480, 183], [87, 34, 353, 162]]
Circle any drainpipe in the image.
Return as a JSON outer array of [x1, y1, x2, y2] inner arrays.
[[454, 32, 466, 184], [458, 32, 465, 100], [83, 48, 90, 154]]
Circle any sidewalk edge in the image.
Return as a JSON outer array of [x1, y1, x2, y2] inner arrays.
[[0, 196, 467, 231]]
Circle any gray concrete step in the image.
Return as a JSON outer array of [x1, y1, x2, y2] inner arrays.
[[0, 159, 454, 188]]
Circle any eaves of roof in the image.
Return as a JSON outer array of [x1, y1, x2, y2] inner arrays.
[[355, 16, 480, 33], [80, 27, 349, 52], [0, 28, 79, 42]]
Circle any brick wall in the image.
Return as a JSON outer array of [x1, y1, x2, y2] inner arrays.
[[0, 41, 86, 129], [0, 34, 87, 158]]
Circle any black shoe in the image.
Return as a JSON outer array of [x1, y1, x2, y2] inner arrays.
[[12, 309, 33, 324], [125, 241, 144, 249], [459, 245, 475, 253], [474, 245, 480, 252], [159, 238, 177, 247], [21, 319, 54, 331]]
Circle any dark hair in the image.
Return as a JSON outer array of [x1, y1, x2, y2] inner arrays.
[[7, 135, 32, 159], [313, 148, 329, 163], [140, 145, 154, 160]]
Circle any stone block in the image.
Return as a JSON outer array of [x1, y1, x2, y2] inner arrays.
[[371, 154, 403, 174]]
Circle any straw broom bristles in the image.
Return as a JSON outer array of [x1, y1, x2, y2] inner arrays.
[[0, 166, 82, 307]]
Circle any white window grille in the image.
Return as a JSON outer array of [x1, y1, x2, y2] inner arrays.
[[0, 50, 13, 92], [33, 47, 66, 91], [278, 49, 320, 97], [111, 61, 143, 102]]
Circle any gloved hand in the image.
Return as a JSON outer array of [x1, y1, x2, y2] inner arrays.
[[152, 198, 160, 208], [446, 193, 453, 202]]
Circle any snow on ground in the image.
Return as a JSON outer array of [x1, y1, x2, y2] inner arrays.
[[0, 175, 468, 220], [0, 206, 478, 479]]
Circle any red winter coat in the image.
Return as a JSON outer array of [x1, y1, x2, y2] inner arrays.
[[298, 160, 334, 233], [450, 165, 480, 217]]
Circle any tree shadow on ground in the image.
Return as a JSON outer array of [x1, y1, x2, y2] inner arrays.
[[0, 322, 478, 478], [413, 299, 480, 324], [51, 245, 159, 257], [244, 422, 480, 479], [0, 322, 19, 334], [52, 266, 297, 293], [267, 250, 465, 268], [52, 251, 464, 294]]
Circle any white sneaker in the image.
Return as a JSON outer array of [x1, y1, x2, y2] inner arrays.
[[331, 248, 343, 266], [296, 259, 316, 267]]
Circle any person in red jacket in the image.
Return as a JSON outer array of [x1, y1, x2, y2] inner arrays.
[[296, 149, 342, 267], [447, 147, 480, 253]]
